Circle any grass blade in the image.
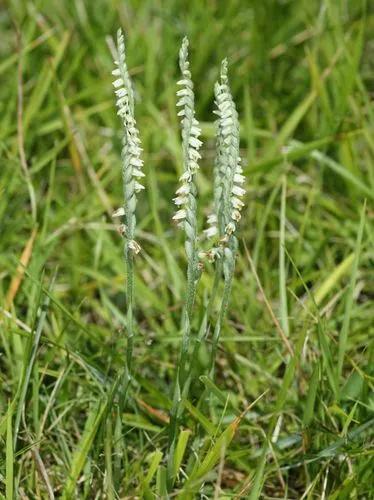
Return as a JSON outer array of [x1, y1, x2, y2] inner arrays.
[[13, 271, 56, 447], [173, 429, 191, 478], [312, 253, 355, 306], [337, 201, 366, 384], [62, 400, 107, 499], [279, 176, 289, 338], [6, 404, 14, 500], [303, 363, 320, 427]]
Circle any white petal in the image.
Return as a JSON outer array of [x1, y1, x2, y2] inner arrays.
[[176, 88, 191, 97], [206, 247, 221, 262], [222, 126, 233, 136], [190, 125, 201, 136], [177, 79, 193, 87], [116, 97, 127, 107], [112, 207, 125, 217], [232, 185, 246, 197], [222, 117, 234, 127], [173, 195, 187, 206], [179, 171, 192, 182], [188, 149, 201, 161], [225, 222, 236, 234], [135, 182, 145, 191], [133, 168, 145, 178], [189, 161, 199, 172], [112, 78, 124, 88], [231, 210, 241, 221], [232, 197, 244, 209], [128, 240, 141, 254], [189, 136, 202, 149], [118, 224, 127, 235], [130, 157, 143, 167], [176, 184, 190, 195], [234, 174, 245, 184], [115, 88, 127, 97], [204, 225, 218, 238], [207, 214, 217, 224], [173, 209, 186, 220], [177, 97, 188, 107]]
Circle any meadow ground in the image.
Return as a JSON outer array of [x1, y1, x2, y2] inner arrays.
[[0, 1, 373, 498]]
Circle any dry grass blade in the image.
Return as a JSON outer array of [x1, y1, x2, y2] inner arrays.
[[5, 228, 37, 309]]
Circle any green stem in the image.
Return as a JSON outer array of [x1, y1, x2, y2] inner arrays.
[[168, 261, 197, 414], [209, 240, 236, 379], [209, 273, 234, 379], [167, 254, 199, 486], [180, 261, 222, 405], [122, 244, 134, 405]]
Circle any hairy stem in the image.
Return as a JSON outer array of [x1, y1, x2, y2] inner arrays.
[[209, 260, 235, 379], [168, 254, 199, 485], [122, 246, 134, 403]]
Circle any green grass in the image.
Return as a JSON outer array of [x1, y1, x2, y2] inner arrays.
[[1, 0, 373, 498]]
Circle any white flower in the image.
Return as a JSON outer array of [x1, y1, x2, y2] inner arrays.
[[225, 222, 236, 234], [234, 173, 245, 184], [176, 88, 190, 97], [207, 214, 217, 224], [173, 195, 187, 206], [208, 247, 222, 261], [134, 181, 145, 192], [188, 149, 201, 161], [128, 239, 141, 254], [189, 136, 202, 149], [232, 185, 246, 197], [118, 224, 127, 235], [190, 125, 201, 136], [132, 168, 145, 178], [176, 184, 190, 195], [189, 161, 199, 172], [179, 171, 192, 182], [204, 225, 218, 238], [172, 209, 187, 221], [177, 97, 188, 107], [231, 209, 241, 221], [112, 207, 125, 217], [177, 79, 192, 86], [112, 78, 124, 88], [232, 197, 244, 209], [115, 88, 127, 98], [130, 157, 143, 167]]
